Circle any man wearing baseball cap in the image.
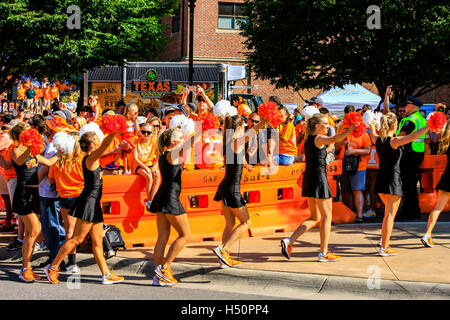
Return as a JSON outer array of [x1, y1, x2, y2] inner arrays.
[[305, 96, 324, 108], [396, 95, 426, 220]]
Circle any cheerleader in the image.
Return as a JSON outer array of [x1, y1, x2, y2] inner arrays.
[[280, 114, 354, 262], [10, 123, 59, 282], [43, 127, 124, 285], [48, 131, 84, 272], [368, 113, 429, 256], [150, 127, 200, 286], [213, 115, 269, 268], [421, 119, 450, 247]]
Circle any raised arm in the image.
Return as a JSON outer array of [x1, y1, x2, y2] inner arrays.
[[383, 86, 392, 115], [11, 147, 31, 166], [86, 131, 118, 169], [390, 125, 430, 149], [243, 119, 270, 143], [197, 86, 214, 111], [315, 126, 354, 149], [368, 122, 380, 141]]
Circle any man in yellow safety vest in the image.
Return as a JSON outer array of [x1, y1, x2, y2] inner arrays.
[[395, 96, 426, 220]]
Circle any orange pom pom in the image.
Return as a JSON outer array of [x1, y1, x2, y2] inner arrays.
[[20, 128, 45, 156], [428, 112, 447, 132], [258, 101, 283, 127]]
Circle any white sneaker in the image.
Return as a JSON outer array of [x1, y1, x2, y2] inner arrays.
[[152, 275, 174, 286], [219, 261, 230, 269], [421, 235, 435, 248], [34, 242, 48, 252], [65, 264, 80, 274], [101, 273, 124, 285]]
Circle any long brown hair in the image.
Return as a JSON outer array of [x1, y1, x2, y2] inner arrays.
[[222, 115, 244, 155], [55, 131, 83, 169], [157, 127, 180, 155], [9, 122, 30, 142], [379, 113, 397, 142], [438, 120, 450, 154]]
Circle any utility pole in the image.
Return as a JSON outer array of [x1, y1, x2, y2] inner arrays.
[[188, 0, 196, 103]]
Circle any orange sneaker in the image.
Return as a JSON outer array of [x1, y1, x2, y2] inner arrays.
[[155, 265, 178, 284], [43, 264, 60, 284], [19, 268, 35, 283], [213, 246, 233, 267], [30, 269, 42, 280], [421, 236, 435, 248], [102, 272, 124, 285], [318, 251, 343, 262], [219, 251, 242, 268], [281, 238, 293, 260], [378, 246, 398, 257]]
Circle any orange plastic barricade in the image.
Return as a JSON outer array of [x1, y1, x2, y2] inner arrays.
[[101, 161, 354, 248], [419, 155, 450, 213]]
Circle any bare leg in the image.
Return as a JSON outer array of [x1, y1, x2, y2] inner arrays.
[[90, 222, 111, 276], [426, 190, 450, 235], [161, 214, 191, 268], [379, 193, 401, 248], [222, 206, 251, 251], [289, 197, 322, 243], [20, 213, 41, 269], [153, 212, 171, 267]]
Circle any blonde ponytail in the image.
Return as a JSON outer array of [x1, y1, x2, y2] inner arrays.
[[305, 114, 326, 139], [379, 112, 397, 142]]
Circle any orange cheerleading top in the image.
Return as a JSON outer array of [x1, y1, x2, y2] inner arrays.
[[48, 155, 84, 198]]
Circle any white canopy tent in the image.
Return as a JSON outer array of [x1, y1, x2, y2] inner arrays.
[[317, 84, 382, 116]]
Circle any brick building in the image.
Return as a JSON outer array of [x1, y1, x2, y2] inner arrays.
[[157, 0, 448, 109]]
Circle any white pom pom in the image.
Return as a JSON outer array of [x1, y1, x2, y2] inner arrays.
[[301, 106, 320, 121], [170, 114, 195, 135], [214, 100, 237, 117], [372, 112, 382, 131], [52, 132, 76, 154], [80, 123, 104, 142], [363, 110, 375, 127]]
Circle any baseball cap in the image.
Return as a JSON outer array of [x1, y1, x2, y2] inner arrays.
[[305, 96, 324, 106], [403, 96, 423, 108], [53, 110, 68, 121], [80, 105, 94, 114]]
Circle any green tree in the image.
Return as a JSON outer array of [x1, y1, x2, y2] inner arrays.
[[241, 0, 449, 102], [0, 0, 178, 94]]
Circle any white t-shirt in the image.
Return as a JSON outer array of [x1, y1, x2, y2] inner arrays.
[[66, 101, 77, 112]]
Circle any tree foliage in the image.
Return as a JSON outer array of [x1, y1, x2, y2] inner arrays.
[[241, 0, 449, 101], [0, 0, 178, 93]]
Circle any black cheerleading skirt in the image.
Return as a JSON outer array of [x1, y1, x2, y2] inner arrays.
[[150, 185, 186, 215], [301, 171, 333, 199], [13, 185, 40, 215], [69, 196, 104, 223], [213, 179, 246, 208]]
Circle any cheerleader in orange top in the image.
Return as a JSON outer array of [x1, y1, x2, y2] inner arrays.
[[48, 131, 84, 272], [133, 123, 160, 210]]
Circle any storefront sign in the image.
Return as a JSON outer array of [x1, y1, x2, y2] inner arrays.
[[131, 69, 173, 96]]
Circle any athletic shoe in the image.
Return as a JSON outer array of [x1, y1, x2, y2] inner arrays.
[[154, 265, 178, 284], [65, 263, 80, 274], [30, 269, 42, 280], [19, 268, 35, 283], [152, 275, 174, 287], [213, 246, 233, 267], [318, 251, 343, 262], [34, 242, 48, 252], [6, 239, 22, 251], [362, 209, 376, 218], [145, 200, 152, 210], [219, 250, 242, 268], [105, 162, 119, 170], [102, 272, 124, 285], [281, 238, 293, 260], [43, 264, 60, 284], [421, 236, 435, 248], [379, 246, 398, 257]]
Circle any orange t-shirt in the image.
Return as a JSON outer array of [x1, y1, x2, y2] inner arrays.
[[3, 143, 18, 181], [35, 88, 42, 100], [338, 132, 371, 171], [237, 103, 251, 118], [134, 138, 157, 167], [279, 122, 297, 156], [50, 87, 59, 100], [17, 88, 25, 100], [48, 155, 84, 198], [43, 88, 50, 100]]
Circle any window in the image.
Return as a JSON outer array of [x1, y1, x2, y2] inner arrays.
[[172, 5, 180, 33], [218, 2, 248, 30]]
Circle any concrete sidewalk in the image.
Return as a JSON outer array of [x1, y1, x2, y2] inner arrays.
[[1, 221, 450, 299]]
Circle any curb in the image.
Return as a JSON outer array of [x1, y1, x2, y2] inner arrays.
[[1, 249, 450, 299]]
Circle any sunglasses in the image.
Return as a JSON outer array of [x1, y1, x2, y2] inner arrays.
[[141, 130, 153, 135], [249, 119, 260, 124], [152, 124, 160, 128], [24, 118, 32, 121], [437, 107, 445, 112]]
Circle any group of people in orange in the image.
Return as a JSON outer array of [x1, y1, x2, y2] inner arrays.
[[0, 82, 449, 288]]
